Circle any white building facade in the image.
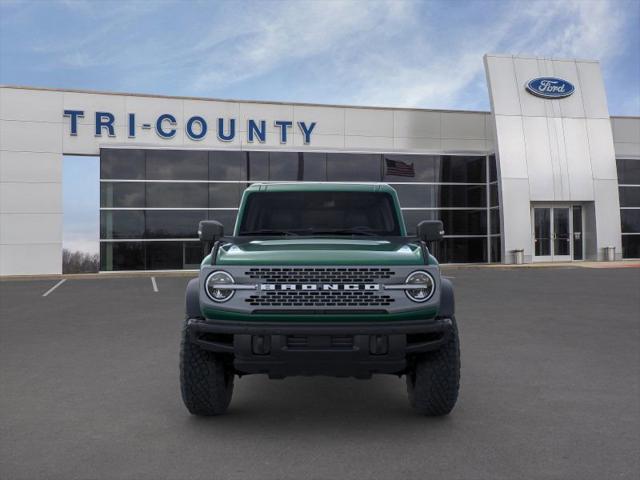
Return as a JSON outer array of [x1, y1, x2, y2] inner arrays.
[[1, 54, 639, 275]]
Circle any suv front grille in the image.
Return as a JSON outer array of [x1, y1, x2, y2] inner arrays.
[[246, 290, 394, 307], [245, 267, 394, 283]]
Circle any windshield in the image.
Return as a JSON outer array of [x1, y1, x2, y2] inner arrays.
[[238, 191, 401, 236]]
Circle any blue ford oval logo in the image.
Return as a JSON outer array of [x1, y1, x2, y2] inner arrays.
[[526, 77, 575, 99]]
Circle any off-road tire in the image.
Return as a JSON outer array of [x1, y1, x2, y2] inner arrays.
[[180, 319, 234, 416], [406, 316, 460, 416]]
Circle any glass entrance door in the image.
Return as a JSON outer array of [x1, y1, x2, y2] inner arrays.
[[532, 205, 583, 262], [552, 207, 571, 261]]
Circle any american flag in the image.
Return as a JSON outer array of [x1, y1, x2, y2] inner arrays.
[[385, 158, 415, 177]]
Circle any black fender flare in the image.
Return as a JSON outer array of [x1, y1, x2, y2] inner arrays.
[[437, 277, 455, 319], [185, 277, 203, 319]]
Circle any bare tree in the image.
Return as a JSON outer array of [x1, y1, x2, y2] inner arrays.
[[62, 249, 99, 274]]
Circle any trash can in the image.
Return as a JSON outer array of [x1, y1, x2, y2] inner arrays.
[[604, 246, 616, 262], [512, 249, 524, 265]]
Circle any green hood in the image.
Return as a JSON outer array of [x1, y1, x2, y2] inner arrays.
[[213, 238, 425, 266]]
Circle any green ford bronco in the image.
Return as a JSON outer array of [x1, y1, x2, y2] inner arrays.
[[180, 182, 460, 416]]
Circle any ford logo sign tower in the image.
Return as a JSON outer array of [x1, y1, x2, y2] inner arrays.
[[526, 77, 575, 99]]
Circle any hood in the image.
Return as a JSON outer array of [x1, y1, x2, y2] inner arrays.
[[214, 238, 425, 266]]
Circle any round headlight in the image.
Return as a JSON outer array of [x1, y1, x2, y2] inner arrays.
[[205, 271, 235, 302], [405, 271, 435, 302]]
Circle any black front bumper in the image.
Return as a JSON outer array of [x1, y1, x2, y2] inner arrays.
[[187, 318, 453, 378]]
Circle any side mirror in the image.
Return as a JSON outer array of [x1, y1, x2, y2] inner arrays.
[[417, 220, 444, 242], [198, 220, 224, 243]]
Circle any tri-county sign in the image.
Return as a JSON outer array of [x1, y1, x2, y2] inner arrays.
[[63, 110, 317, 144], [525, 77, 575, 99]]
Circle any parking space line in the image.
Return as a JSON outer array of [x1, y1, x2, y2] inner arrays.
[[42, 279, 66, 297], [443, 276, 455, 279], [151, 276, 158, 292]]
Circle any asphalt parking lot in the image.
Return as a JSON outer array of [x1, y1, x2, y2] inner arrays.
[[1, 266, 639, 480]]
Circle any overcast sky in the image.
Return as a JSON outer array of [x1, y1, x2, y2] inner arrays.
[[1, 0, 639, 253]]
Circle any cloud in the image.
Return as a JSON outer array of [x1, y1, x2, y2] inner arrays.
[[3, 0, 637, 113]]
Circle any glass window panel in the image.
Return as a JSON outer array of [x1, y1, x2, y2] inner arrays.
[[100, 182, 145, 208], [208, 210, 238, 234], [209, 183, 244, 208], [534, 208, 551, 256], [622, 235, 640, 258], [100, 149, 145, 179], [490, 236, 501, 263], [394, 185, 429, 208], [248, 151, 269, 181], [146, 150, 208, 180], [402, 210, 438, 235], [209, 151, 247, 180], [619, 186, 640, 207], [617, 158, 640, 185], [438, 155, 486, 183], [490, 183, 499, 206], [621, 210, 640, 233], [269, 152, 300, 180], [185, 242, 206, 267], [490, 209, 501, 234], [146, 241, 184, 270], [145, 210, 205, 238], [146, 183, 208, 208], [431, 237, 488, 263], [301, 153, 327, 181], [439, 210, 487, 236], [489, 155, 497, 182], [327, 153, 381, 181], [383, 155, 438, 182], [436, 184, 486, 208], [100, 211, 145, 239], [100, 242, 145, 271], [394, 184, 487, 208]]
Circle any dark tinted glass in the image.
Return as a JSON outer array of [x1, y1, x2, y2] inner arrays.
[[100, 149, 145, 179], [439, 156, 486, 183], [431, 237, 488, 263], [402, 210, 437, 234], [269, 152, 300, 180], [146, 183, 208, 208], [301, 153, 327, 181], [146, 150, 208, 180], [100, 211, 144, 239], [146, 210, 205, 238], [100, 182, 145, 208], [621, 210, 640, 233], [383, 155, 438, 182], [489, 155, 497, 182], [185, 242, 206, 266], [209, 151, 246, 180], [619, 187, 640, 207], [248, 151, 268, 180], [209, 183, 244, 207], [490, 209, 501, 234], [490, 184, 499, 206], [327, 154, 381, 181], [440, 210, 487, 235], [100, 242, 145, 270], [617, 159, 640, 184], [490, 236, 501, 262], [146, 242, 183, 270], [402, 210, 486, 235], [622, 235, 640, 258], [437, 185, 486, 208], [239, 191, 400, 235], [208, 210, 238, 234], [394, 185, 485, 208]]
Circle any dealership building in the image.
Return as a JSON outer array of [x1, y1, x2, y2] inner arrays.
[[1, 54, 639, 275]]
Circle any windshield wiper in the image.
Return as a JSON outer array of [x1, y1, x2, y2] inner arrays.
[[239, 229, 300, 236]]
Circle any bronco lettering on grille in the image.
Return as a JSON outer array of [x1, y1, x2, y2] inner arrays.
[[260, 284, 380, 291]]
